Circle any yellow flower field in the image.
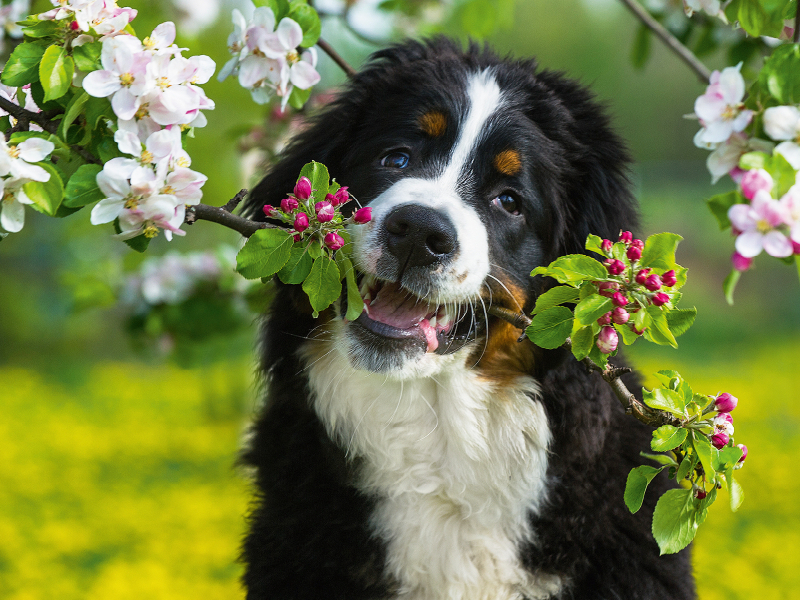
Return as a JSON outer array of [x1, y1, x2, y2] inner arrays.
[[1, 341, 797, 599]]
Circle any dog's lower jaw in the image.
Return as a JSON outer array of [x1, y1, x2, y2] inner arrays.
[[302, 321, 562, 600]]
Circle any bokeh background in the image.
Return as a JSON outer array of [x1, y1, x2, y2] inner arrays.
[[2, 0, 799, 598]]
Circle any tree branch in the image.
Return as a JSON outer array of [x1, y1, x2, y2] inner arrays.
[[317, 37, 357, 78], [184, 191, 284, 238], [617, 0, 712, 83], [486, 304, 684, 429], [0, 96, 62, 135], [794, 0, 800, 43]]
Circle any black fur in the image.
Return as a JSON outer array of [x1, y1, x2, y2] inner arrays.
[[241, 38, 695, 599]]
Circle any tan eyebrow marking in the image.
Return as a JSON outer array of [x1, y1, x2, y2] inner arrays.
[[418, 111, 447, 137], [493, 149, 522, 176]]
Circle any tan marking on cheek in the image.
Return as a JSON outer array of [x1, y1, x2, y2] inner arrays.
[[494, 149, 522, 176], [418, 111, 447, 137]]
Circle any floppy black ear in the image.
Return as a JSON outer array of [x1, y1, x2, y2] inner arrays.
[[530, 69, 639, 258]]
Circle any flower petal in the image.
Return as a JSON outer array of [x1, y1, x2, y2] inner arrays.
[[17, 138, 54, 163], [290, 60, 321, 89], [83, 70, 121, 98], [735, 231, 764, 257], [90, 198, 126, 224], [762, 230, 793, 257], [277, 18, 303, 50], [1, 198, 25, 232], [763, 105, 800, 141], [111, 88, 140, 121]]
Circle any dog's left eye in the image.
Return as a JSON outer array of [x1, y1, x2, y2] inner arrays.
[[491, 193, 519, 215], [381, 151, 410, 169]]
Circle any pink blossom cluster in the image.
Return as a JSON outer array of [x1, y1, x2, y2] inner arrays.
[[69, 11, 215, 241], [593, 232, 680, 354], [709, 393, 747, 465], [263, 176, 371, 254], [39, 0, 137, 40], [217, 5, 321, 110]]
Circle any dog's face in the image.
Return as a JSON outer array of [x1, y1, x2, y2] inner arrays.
[[250, 39, 636, 378]]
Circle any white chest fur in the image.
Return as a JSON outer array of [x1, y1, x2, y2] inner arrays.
[[303, 338, 558, 600]]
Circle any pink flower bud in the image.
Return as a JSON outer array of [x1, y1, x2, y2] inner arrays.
[[262, 204, 276, 217], [716, 412, 734, 425], [293, 233, 302, 242], [711, 432, 729, 449], [611, 307, 629, 324], [661, 270, 677, 287], [597, 281, 619, 297], [294, 176, 312, 200], [605, 259, 625, 275], [315, 201, 335, 222], [651, 292, 669, 307], [695, 489, 707, 500], [626, 245, 642, 261], [294, 212, 309, 232], [635, 268, 651, 285], [324, 232, 345, 251], [601, 239, 613, 253], [619, 231, 633, 244], [611, 292, 628, 307], [333, 186, 349, 206], [737, 444, 748, 463], [70, 20, 80, 30], [325, 193, 336, 204], [631, 238, 644, 251], [631, 324, 645, 336], [644, 274, 662, 291], [740, 168, 773, 201], [732, 252, 753, 272], [715, 392, 738, 413], [353, 207, 372, 224], [597, 312, 612, 326], [281, 197, 298, 213], [596, 326, 618, 354]]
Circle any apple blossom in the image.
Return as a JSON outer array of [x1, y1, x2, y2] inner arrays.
[[652, 292, 669, 306], [644, 273, 662, 291], [293, 212, 309, 232], [353, 207, 372, 224], [740, 168, 773, 201], [281, 197, 299, 212], [0, 177, 34, 233], [82, 35, 150, 120], [705, 133, 773, 184], [601, 238, 613, 253], [333, 186, 350, 206], [0, 137, 55, 182], [635, 268, 650, 285], [596, 326, 618, 354], [728, 189, 793, 258], [711, 431, 729, 450], [611, 307, 630, 324], [605, 259, 625, 275], [315, 200, 334, 222], [597, 312, 612, 326], [626, 245, 642, 261], [611, 291, 628, 307], [324, 231, 345, 251], [683, 0, 722, 18], [715, 392, 738, 413], [661, 270, 677, 287], [294, 176, 312, 200], [619, 231, 633, 244], [693, 63, 752, 146], [731, 251, 753, 271]]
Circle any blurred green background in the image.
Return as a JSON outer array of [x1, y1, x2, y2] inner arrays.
[[1, 0, 799, 598]]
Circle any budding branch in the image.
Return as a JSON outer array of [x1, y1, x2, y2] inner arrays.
[[486, 304, 683, 429]]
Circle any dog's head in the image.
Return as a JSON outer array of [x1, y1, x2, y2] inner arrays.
[[249, 38, 637, 378]]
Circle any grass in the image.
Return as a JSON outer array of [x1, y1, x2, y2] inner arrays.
[[1, 339, 798, 598]]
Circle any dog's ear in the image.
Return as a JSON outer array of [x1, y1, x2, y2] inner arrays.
[[528, 69, 639, 258]]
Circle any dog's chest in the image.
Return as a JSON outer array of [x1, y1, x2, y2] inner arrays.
[[305, 346, 558, 600]]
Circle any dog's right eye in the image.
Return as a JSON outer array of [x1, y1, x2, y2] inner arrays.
[[381, 152, 410, 169]]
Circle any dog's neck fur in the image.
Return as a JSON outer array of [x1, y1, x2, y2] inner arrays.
[[301, 321, 561, 600]]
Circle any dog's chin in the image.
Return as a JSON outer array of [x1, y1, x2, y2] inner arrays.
[[340, 275, 485, 376]]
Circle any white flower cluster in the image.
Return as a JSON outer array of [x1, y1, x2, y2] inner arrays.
[[52, 7, 217, 241], [218, 6, 321, 110], [0, 0, 29, 52], [40, 0, 137, 39], [0, 134, 54, 233]]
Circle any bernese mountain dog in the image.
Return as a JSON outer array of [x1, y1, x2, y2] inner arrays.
[[241, 38, 696, 600]]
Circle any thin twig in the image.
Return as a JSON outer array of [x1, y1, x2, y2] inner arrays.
[[184, 196, 283, 238], [317, 37, 357, 78], [0, 96, 62, 135], [618, 0, 712, 83], [486, 304, 683, 429]]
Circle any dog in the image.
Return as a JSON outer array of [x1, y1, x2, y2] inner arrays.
[[240, 38, 695, 600]]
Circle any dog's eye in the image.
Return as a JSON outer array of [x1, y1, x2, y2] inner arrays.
[[381, 152, 410, 169], [491, 193, 519, 215]]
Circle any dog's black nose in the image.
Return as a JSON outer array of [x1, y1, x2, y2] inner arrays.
[[384, 204, 458, 268]]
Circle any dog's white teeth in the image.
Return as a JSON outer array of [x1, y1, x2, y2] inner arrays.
[[429, 315, 437, 327], [363, 290, 372, 302]]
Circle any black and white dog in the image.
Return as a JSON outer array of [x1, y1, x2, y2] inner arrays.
[[241, 38, 695, 600]]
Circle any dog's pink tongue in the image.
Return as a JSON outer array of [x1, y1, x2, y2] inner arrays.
[[367, 282, 438, 351]]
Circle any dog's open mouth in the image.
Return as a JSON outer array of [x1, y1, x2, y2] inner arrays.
[[345, 274, 483, 355]]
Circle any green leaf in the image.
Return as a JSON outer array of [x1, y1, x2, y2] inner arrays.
[[739, 151, 769, 170], [288, 85, 311, 110], [537, 254, 608, 284], [276, 245, 313, 284], [675, 452, 696, 482], [236, 228, 294, 279], [714, 445, 744, 471], [585, 234, 605, 255], [615, 322, 639, 345], [643, 306, 678, 348], [692, 433, 716, 480], [770, 152, 797, 197], [665, 308, 696, 338], [289, 3, 322, 47], [84, 96, 115, 130], [706, 191, 741, 231], [58, 90, 89, 139], [298, 161, 330, 204], [112, 218, 150, 252], [652, 488, 699, 555], [302, 256, 342, 315], [2, 43, 46, 86], [764, 44, 800, 104], [624, 465, 664, 514], [72, 41, 103, 72], [526, 306, 573, 349], [570, 323, 594, 361], [573, 294, 613, 326], [640, 452, 679, 467], [723, 269, 741, 306], [22, 162, 64, 216], [651, 425, 688, 452], [40, 45, 74, 103], [21, 19, 61, 39], [630, 24, 651, 70], [639, 232, 682, 271], [254, 0, 290, 20], [342, 255, 365, 321], [643, 387, 685, 416], [532, 285, 580, 314], [737, 0, 768, 37], [587, 343, 608, 369], [63, 164, 104, 208]]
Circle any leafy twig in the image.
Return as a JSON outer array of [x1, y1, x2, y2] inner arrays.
[[486, 304, 683, 429], [617, 0, 712, 83], [184, 195, 281, 238]]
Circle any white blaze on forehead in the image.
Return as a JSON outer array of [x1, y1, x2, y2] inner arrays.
[[438, 69, 505, 191]]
